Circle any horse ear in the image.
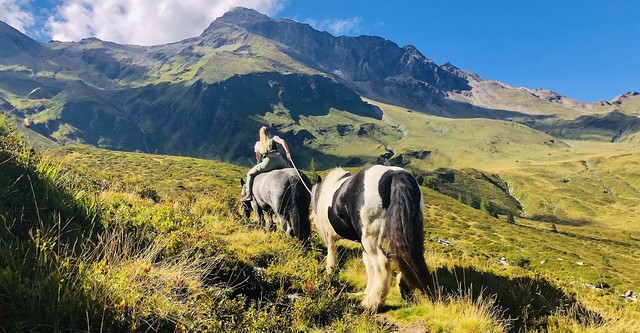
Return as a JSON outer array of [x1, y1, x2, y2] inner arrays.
[[315, 175, 322, 184], [240, 178, 245, 186]]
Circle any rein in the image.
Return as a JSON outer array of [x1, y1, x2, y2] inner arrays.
[[289, 157, 312, 194]]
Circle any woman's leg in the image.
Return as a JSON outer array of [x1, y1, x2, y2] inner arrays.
[[258, 155, 288, 174], [244, 155, 288, 199], [245, 158, 270, 197]]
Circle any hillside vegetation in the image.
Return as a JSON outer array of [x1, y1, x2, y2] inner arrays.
[[4, 7, 640, 162], [2, 126, 633, 331], [371, 99, 640, 230], [3, 7, 640, 332]]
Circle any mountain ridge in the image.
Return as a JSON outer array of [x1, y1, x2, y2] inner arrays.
[[0, 20, 42, 58], [1, 7, 640, 162]]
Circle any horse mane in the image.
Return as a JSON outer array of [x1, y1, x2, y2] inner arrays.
[[322, 168, 350, 188]]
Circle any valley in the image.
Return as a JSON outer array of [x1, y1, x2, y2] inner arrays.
[[1, 5, 639, 332]]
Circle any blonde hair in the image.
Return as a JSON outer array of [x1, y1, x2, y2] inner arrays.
[[256, 126, 271, 155]]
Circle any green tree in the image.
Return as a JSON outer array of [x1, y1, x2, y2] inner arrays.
[[480, 197, 498, 218], [309, 157, 316, 173]]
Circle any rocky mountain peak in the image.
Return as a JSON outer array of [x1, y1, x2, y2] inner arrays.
[[0, 20, 41, 58], [611, 91, 640, 105], [441, 62, 459, 71], [203, 6, 271, 33], [220, 6, 270, 23], [401, 44, 424, 57], [199, 9, 474, 108]]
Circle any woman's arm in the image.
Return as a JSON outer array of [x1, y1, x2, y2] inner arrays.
[[255, 151, 261, 163], [273, 136, 292, 160]]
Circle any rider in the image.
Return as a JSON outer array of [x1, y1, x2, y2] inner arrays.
[[242, 126, 292, 201]]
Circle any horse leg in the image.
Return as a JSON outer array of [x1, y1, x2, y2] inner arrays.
[[266, 211, 276, 232], [396, 272, 413, 300], [362, 251, 375, 298], [252, 202, 267, 232], [258, 211, 268, 232], [279, 212, 293, 237], [361, 236, 392, 312], [326, 234, 339, 275]]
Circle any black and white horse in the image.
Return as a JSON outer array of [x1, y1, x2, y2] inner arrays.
[[311, 165, 434, 311], [240, 168, 311, 242]]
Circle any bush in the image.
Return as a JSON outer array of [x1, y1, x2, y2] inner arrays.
[[480, 197, 498, 218]]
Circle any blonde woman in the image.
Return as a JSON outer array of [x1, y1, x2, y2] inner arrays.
[[242, 126, 292, 201]]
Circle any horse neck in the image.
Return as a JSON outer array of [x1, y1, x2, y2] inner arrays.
[[315, 168, 350, 243]]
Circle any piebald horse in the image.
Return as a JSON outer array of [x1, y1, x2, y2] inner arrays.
[[311, 165, 434, 311], [240, 168, 311, 242]]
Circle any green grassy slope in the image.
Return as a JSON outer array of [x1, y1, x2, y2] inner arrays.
[[14, 89, 638, 233], [2, 122, 386, 332], [261, 107, 400, 167], [370, 98, 570, 170], [368, 99, 640, 230], [448, 79, 596, 118], [44, 145, 246, 193], [40, 145, 639, 332]]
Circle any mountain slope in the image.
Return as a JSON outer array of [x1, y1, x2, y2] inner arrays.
[[1, 6, 639, 163], [42, 144, 640, 332], [210, 9, 470, 109], [0, 21, 42, 59]]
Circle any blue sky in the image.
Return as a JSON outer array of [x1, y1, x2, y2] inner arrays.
[[2, 0, 638, 102]]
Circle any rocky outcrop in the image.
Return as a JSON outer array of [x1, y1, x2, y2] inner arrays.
[[209, 7, 471, 108], [611, 91, 640, 106]]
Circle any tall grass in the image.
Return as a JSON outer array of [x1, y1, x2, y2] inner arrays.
[[1, 116, 99, 331], [3, 115, 639, 332], [1, 116, 384, 331]]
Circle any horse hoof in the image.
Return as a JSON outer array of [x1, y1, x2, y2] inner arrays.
[[398, 277, 414, 301], [361, 299, 379, 313]]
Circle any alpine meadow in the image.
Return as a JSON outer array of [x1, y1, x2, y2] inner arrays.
[[1, 6, 639, 333]]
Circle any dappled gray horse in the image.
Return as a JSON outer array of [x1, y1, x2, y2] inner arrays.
[[240, 168, 311, 242]]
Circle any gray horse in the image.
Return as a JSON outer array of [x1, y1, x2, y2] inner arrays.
[[240, 168, 311, 242]]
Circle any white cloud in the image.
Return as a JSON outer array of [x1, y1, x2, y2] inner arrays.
[[0, 0, 35, 33], [45, 0, 287, 45], [305, 16, 362, 36]]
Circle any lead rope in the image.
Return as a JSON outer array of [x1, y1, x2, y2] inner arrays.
[[289, 156, 312, 194]]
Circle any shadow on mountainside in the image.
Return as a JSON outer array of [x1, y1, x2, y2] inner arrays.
[[432, 265, 603, 333], [395, 94, 558, 121], [527, 214, 594, 227]]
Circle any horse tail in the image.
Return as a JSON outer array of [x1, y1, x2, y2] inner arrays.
[[385, 170, 434, 296], [290, 171, 311, 243]]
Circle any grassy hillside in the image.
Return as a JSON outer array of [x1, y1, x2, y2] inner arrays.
[[448, 79, 596, 118], [2, 121, 385, 332], [12, 91, 639, 231], [368, 99, 640, 230], [32, 144, 639, 332], [261, 107, 400, 168]]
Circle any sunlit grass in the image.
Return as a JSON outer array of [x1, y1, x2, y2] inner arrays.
[[4, 116, 640, 332]]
